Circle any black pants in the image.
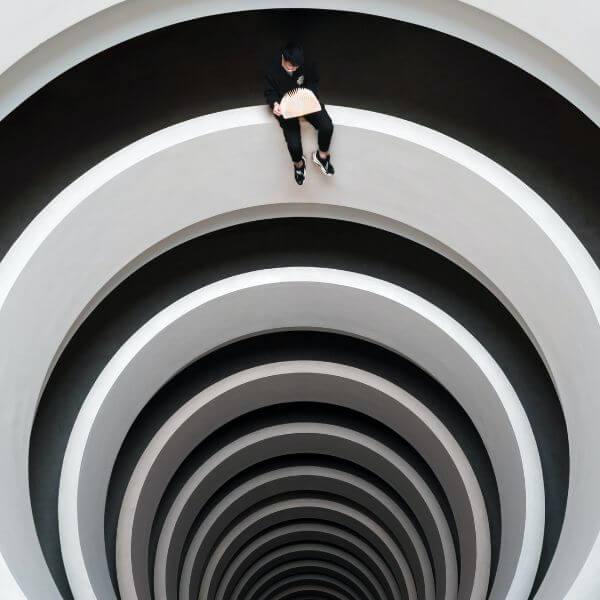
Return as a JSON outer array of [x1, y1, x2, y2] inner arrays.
[[275, 104, 334, 163]]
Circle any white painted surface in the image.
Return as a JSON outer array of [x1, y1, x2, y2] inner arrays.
[[0, 555, 25, 600], [164, 464, 434, 600], [59, 268, 538, 600], [221, 540, 389, 599], [240, 561, 374, 600], [461, 0, 600, 84], [0, 106, 597, 598], [118, 363, 483, 600], [0, 1, 121, 73], [0, 1, 599, 123], [187, 484, 414, 600]]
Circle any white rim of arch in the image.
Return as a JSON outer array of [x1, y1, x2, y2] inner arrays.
[[59, 268, 540, 600], [0, 105, 598, 599], [1, 1, 599, 124]]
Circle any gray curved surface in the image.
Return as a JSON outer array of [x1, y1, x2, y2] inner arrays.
[[240, 561, 375, 600], [201, 521, 401, 600], [3, 105, 592, 596], [42, 221, 519, 600], [155, 462, 433, 600], [61, 269, 541, 600], [267, 586, 347, 600], [32, 214, 530, 600], [262, 584, 348, 600], [18, 106, 592, 600], [252, 574, 363, 600], [168, 459, 419, 599], [187, 498, 411, 600], [1, 1, 599, 125], [123, 363, 484, 600], [224, 544, 388, 600], [0, 2, 585, 592]]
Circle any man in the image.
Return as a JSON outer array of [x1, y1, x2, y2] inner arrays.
[[264, 42, 335, 185]]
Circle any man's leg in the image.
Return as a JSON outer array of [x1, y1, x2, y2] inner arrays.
[[304, 104, 334, 158], [276, 115, 307, 184], [276, 115, 303, 166], [304, 105, 335, 175]]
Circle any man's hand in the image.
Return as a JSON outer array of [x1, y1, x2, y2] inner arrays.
[[273, 102, 282, 117]]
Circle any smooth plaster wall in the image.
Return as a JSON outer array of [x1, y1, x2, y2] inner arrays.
[[5, 107, 584, 600], [1, 11, 598, 264], [1, 5, 596, 600], [0, 1, 599, 123]]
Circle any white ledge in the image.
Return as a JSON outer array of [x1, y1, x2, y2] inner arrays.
[[0, 105, 598, 599], [0, 1, 599, 124]]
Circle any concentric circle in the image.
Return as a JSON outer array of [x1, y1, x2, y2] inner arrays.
[[1, 7, 598, 600]]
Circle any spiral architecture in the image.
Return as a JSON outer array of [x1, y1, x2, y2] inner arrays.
[[1, 4, 599, 600]]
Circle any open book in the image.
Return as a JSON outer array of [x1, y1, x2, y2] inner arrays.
[[280, 87, 321, 119]]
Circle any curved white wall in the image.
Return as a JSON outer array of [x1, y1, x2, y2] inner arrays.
[[460, 0, 600, 84], [1, 3, 597, 598], [1, 106, 599, 599], [0, 0, 120, 73], [3, 0, 599, 84], [0, 0, 599, 123]]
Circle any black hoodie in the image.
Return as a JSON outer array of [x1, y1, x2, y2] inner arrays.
[[263, 53, 321, 109]]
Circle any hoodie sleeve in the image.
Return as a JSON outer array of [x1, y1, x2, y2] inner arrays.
[[304, 59, 320, 99], [263, 69, 281, 108]]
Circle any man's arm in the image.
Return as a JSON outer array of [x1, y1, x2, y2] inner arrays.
[[264, 72, 281, 109]]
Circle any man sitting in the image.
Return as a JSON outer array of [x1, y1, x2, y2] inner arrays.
[[264, 41, 335, 185]]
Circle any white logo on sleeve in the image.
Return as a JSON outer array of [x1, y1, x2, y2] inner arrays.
[[297, 75, 305, 85]]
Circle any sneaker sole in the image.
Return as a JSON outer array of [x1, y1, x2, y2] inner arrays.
[[312, 151, 334, 176]]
